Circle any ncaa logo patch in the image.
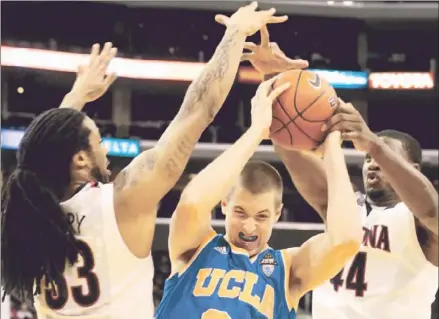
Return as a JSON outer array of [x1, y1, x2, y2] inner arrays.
[[262, 265, 275, 277], [260, 252, 277, 277]]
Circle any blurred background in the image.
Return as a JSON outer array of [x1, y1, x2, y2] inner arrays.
[[1, 1, 438, 318]]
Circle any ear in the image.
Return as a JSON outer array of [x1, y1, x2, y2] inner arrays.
[[72, 150, 90, 170], [412, 163, 421, 171], [221, 199, 228, 216]]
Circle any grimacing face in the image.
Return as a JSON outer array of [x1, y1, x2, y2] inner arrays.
[[72, 117, 111, 184], [362, 137, 417, 204], [222, 183, 282, 257]]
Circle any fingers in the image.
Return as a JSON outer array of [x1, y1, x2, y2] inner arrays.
[[243, 42, 258, 51], [258, 75, 278, 91], [241, 53, 254, 62], [335, 98, 357, 114], [91, 43, 117, 77], [254, 77, 275, 97], [341, 132, 360, 141], [288, 58, 309, 69], [268, 82, 290, 100], [267, 15, 288, 24], [100, 42, 113, 58], [102, 47, 117, 70], [260, 25, 270, 47], [215, 14, 229, 26], [88, 42, 117, 72], [103, 73, 118, 88], [89, 43, 100, 67], [247, 1, 258, 10], [322, 114, 361, 133]]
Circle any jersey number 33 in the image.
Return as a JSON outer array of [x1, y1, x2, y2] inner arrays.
[[44, 240, 100, 309]]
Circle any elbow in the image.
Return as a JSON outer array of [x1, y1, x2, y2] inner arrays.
[[179, 188, 198, 207], [179, 186, 207, 212]]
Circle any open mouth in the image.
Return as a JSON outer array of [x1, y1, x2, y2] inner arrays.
[[238, 232, 258, 243], [366, 171, 380, 185]]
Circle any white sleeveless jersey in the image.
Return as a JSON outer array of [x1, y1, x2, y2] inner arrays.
[[312, 194, 438, 319], [34, 183, 155, 319]]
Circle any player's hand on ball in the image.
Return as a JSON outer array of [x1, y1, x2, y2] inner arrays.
[[71, 42, 118, 103], [321, 99, 377, 153], [241, 26, 309, 75], [215, 1, 288, 37], [250, 76, 291, 139]]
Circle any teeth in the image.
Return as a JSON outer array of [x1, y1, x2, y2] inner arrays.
[[238, 232, 257, 242]]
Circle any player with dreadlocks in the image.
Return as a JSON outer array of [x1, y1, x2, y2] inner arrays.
[[1, 43, 117, 314]]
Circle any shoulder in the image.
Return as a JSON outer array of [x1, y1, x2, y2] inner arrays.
[[61, 182, 105, 210], [278, 247, 300, 269]]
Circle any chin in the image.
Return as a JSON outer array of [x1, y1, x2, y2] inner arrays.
[[366, 188, 386, 202]]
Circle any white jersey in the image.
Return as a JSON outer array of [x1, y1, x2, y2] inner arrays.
[[312, 194, 438, 319], [34, 183, 155, 319]]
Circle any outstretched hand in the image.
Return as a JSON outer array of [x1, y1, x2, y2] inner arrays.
[[242, 26, 309, 75], [71, 42, 118, 103], [215, 1, 288, 37]]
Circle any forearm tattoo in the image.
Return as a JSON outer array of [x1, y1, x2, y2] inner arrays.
[[118, 27, 244, 189]]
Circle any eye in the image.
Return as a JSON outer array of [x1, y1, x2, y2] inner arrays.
[[256, 215, 268, 221], [234, 211, 246, 218], [365, 154, 371, 162]]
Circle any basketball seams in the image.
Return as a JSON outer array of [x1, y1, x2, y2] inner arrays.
[[271, 70, 333, 148], [298, 89, 330, 122], [293, 70, 304, 119], [272, 90, 319, 144], [282, 89, 329, 127], [271, 116, 293, 145]]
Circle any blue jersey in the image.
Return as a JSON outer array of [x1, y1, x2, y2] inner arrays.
[[155, 233, 296, 319]]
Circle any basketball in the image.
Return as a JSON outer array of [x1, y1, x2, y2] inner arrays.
[[270, 69, 338, 150]]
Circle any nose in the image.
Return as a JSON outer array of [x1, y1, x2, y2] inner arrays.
[[367, 158, 379, 171], [242, 219, 257, 235]]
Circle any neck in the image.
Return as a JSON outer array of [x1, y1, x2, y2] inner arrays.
[[367, 191, 400, 208], [63, 180, 90, 201]]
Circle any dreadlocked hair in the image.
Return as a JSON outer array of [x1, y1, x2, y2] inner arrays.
[[1, 108, 91, 302]]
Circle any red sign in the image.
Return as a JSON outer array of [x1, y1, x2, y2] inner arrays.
[[369, 72, 434, 90]]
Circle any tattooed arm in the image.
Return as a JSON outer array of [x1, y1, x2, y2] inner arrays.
[[112, 26, 247, 257]]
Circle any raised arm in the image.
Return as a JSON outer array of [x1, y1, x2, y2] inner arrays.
[[324, 100, 438, 265], [284, 131, 362, 309], [324, 100, 438, 236], [169, 78, 290, 274], [112, 3, 289, 257], [275, 147, 328, 220], [239, 27, 329, 219]]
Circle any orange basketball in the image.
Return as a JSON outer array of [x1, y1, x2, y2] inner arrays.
[[270, 69, 338, 150]]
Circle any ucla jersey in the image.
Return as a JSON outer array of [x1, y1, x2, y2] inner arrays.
[[155, 233, 296, 319]]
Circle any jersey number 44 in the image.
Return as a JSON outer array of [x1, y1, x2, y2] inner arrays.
[[330, 252, 368, 297]]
